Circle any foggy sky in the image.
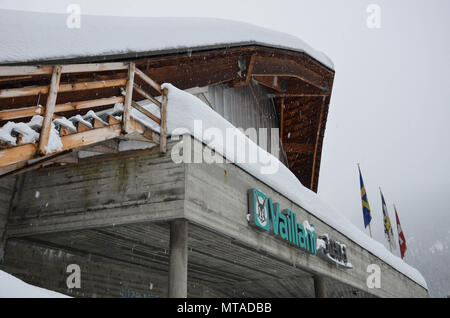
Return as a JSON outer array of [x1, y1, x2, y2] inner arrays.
[[1, 0, 449, 256]]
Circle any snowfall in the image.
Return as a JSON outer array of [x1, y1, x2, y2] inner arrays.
[[0, 10, 427, 295]]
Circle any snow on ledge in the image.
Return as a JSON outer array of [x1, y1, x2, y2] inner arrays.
[[0, 270, 69, 298], [162, 83, 428, 290], [0, 10, 333, 69]]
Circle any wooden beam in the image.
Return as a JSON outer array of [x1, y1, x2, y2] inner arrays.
[[122, 62, 135, 134], [275, 94, 330, 98], [160, 87, 168, 153], [228, 54, 256, 88], [131, 101, 161, 125], [38, 65, 62, 155], [280, 98, 285, 143], [0, 96, 124, 121], [135, 67, 162, 93], [252, 56, 327, 90], [253, 75, 283, 92], [0, 62, 127, 77], [0, 78, 127, 99], [133, 84, 162, 108], [0, 124, 122, 167], [0, 150, 73, 179], [310, 97, 326, 191], [283, 143, 314, 153]]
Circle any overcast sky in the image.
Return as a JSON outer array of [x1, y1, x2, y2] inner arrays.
[[1, 0, 449, 254]]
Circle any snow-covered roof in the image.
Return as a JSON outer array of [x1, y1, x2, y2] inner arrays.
[[0, 270, 69, 298], [0, 10, 334, 69], [162, 83, 428, 290]]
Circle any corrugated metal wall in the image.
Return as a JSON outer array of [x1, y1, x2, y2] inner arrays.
[[190, 80, 288, 165]]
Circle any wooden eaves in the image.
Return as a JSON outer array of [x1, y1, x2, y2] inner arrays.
[[0, 45, 334, 192]]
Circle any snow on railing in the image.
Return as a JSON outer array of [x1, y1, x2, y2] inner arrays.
[[0, 61, 167, 177]]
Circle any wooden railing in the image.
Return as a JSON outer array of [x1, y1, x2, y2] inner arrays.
[[0, 61, 167, 176]]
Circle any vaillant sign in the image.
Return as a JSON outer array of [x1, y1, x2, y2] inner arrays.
[[247, 188, 352, 269], [247, 188, 317, 255]]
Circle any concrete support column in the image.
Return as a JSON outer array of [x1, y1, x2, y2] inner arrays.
[[314, 275, 327, 298], [168, 220, 188, 298]]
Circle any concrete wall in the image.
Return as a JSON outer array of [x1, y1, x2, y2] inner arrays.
[[7, 147, 185, 237], [182, 137, 428, 298], [0, 175, 16, 261], [1, 137, 428, 297]]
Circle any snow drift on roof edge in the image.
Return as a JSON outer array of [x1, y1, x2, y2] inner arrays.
[[162, 82, 427, 290], [0, 9, 333, 69]]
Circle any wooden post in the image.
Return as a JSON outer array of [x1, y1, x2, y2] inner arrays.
[[122, 62, 135, 134], [38, 65, 62, 155], [160, 87, 168, 153], [310, 97, 326, 190], [280, 98, 285, 143]]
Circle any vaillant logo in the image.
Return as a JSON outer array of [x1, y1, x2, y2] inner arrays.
[[252, 189, 270, 231], [248, 188, 317, 255], [247, 188, 352, 270], [317, 234, 353, 269]]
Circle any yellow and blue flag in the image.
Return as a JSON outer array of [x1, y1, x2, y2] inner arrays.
[[380, 189, 397, 251], [358, 165, 372, 228]]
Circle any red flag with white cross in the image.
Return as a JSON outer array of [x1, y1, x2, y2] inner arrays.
[[394, 205, 407, 259]]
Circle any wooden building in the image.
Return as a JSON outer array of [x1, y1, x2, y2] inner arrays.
[[0, 12, 427, 297]]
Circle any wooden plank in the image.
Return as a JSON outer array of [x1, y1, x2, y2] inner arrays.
[[126, 118, 160, 144], [0, 78, 126, 99], [275, 94, 330, 98], [160, 87, 168, 153], [60, 123, 122, 151], [60, 62, 127, 74], [122, 62, 135, 134], [54, 96, 124, 113], [131, 101, 161, 125], [135, 67, 162, 93], [0, 144, 37, 167], [228, 54, 256, 88], [283, 143, 314, 153], [0, 65, 53, 77], [310, 97, 326, 191], [38, 66, 62, 155], [280, 98, 285, 143], [133, 84, 162, 108], [0, 62, 127, 77], [0, 150, 73, 179], [0, 96, 124, 121], [252, 56, 327, 90]]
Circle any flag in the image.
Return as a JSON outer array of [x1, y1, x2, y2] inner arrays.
[[358, 165, 372, 228], [380, 189, 397, 251], [394, 205, 407, 259]]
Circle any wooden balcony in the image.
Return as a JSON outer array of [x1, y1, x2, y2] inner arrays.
[[0, 62, 167, 177]]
